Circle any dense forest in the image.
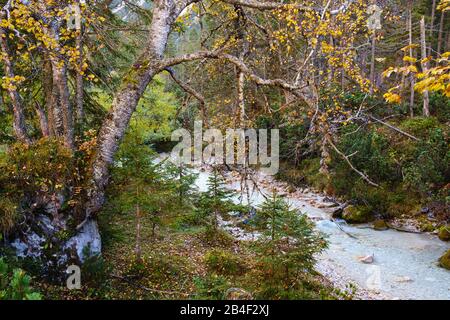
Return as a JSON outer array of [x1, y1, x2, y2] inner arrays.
[[0, 0, 449, 300]]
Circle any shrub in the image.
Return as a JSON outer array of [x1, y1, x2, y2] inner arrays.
[[402, 127, 449, 195], [204, 249, 245, 276], [0, 198, 18, 233], [399, 117, 440, 138], [193, 274, 230, 300], [0, 258, 42, 300], [81, 249, 111, 288], [198, 227, 234, 248]]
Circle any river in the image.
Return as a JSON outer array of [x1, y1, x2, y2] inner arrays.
[[193, 166, 450, 300]]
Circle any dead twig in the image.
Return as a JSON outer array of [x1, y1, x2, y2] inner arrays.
[[368, 115, 420, 142], [326, 137, 380, 188]]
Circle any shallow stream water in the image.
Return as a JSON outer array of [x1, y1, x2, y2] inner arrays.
[[194, 168, 450, 300]]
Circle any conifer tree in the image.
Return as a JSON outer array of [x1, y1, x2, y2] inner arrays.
[[254, 191, 327, 293], [196, 167, 235, 231]]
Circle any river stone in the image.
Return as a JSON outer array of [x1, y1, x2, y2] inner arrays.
[[342, 205, 372, 224], [395, 276, 413, 283], [437, 225, 450, 241], [373, 219, 388, 231], [438, 250, 450, 270], [358, 254, 374, 264]]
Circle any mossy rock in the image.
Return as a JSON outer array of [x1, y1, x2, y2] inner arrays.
[[417, 216, 436, 233], [438, 250, 450, 270], [287, 185, 297, 194], [342, 205, 372, 224], [373, 219, 388, 231], [438, 225, 450, 242]]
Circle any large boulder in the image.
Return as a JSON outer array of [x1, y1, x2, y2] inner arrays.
[[438, 250, 450, 270], [342, 205, 372, 224], [63, 219, 102, 263], [9, 213, 101, 275]]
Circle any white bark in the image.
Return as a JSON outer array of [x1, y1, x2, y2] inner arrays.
[[86, 0, 186, 218], [420, 16, 430, 117]]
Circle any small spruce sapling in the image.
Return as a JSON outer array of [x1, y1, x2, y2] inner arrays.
[[254, 191, 327, 287], [0, 258, 42, 300], [163, 162, 198, 206], [196, 167, 235, 231]]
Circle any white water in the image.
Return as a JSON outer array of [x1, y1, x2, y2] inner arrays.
[[193, 167, 450, 300]]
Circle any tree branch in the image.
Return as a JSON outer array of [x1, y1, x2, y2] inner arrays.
[[326, 137, 380, 187], [219, 0, 312, 11], [220, 0, 354, 14], [161, 51, 307, 96], [164, 67, 208, 125], [368, 115, 420, 142]]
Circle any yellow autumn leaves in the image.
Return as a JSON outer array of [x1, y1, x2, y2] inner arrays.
[[383, 51, 450, 103], [1, 75, 26, 91]]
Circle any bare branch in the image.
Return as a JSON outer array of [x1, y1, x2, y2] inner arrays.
[[164, 67, 208, 125], [220, 0, 312, 11], [326, 137, 380, 187], [368, 115, 420, 141], [220, 0, 355, 14], [161, 51, 307, 95]]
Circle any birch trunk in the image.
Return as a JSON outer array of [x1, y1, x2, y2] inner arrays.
[[85, 0, 179, 218], [420, 16, 430, 117], [75, 30, 84, 125], [408, 5, 415, 117], [35, 102, 49, 137], [369, 31, 376, 95], [43, 59, 63, 137]]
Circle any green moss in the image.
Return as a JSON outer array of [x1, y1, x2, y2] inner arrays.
[[438, 250, 450, 270], [373, 219, 388, 231], [438, 225, 450, 242], [342, 205, 373, 224], [399, 117, 440, 138], [300, 158, 330, 192], [386, 201, 422, 219]]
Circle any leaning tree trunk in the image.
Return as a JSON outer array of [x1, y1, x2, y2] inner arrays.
[[84, 0, 178, 221]]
